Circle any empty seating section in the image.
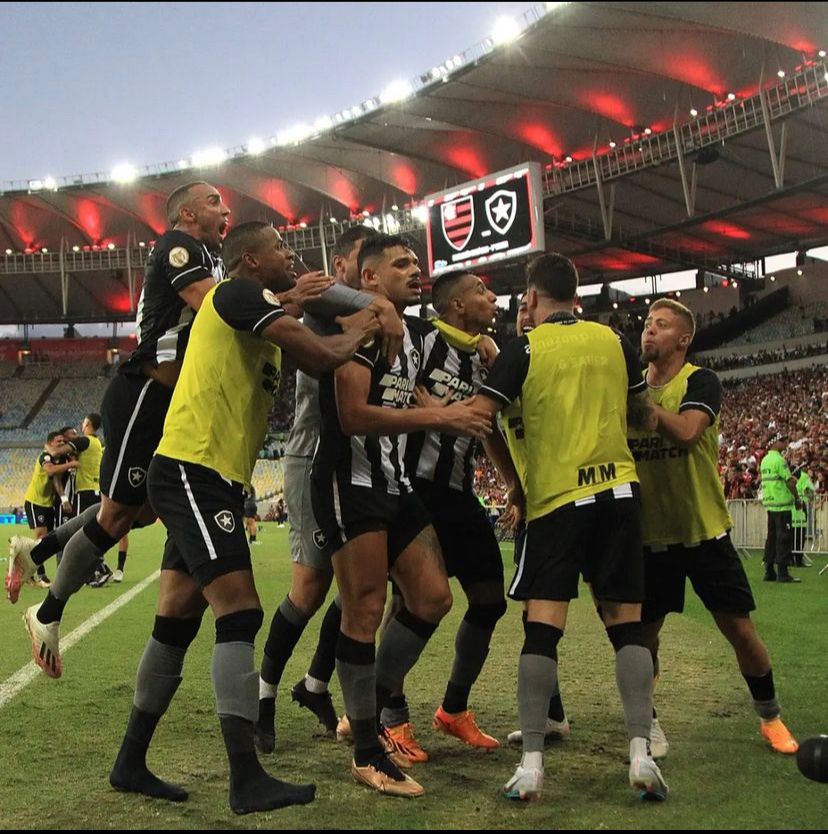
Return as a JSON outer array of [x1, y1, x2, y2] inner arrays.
[[251, 459, 285, 501], [0, 379, 52, 429], [0, 448, 39, 510]]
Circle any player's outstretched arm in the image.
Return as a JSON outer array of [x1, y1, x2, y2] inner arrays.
[[334, 362, 491, 439], [261, 308, 380, 377]]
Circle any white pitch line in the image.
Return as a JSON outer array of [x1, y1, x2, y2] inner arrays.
[[0, 569, 160, 710]]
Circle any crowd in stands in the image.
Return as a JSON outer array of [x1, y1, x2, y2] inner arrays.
[[723, 300, 828, 347], [470, 364, 828, 510], [698, 340, 828, 372], [718, 365, 828, 499]]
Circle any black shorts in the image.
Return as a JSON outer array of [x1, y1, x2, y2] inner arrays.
[[149, 454, 251, 587], [412, 478, 503, 589], [509, 485, 644, 603], [99, 373, 173, 506], [25, 501, 54, 531], [311, 476, 431, 565], [641, 533, 756, 622], [74, 489, 101, 515], [243, 502, 258, 519]]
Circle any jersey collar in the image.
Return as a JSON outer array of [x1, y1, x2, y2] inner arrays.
[[542, 311, 578, 325], [432, 318, 482, 353]]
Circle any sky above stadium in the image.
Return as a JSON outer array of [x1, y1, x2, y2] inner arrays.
[[1, 1, 532, 183]]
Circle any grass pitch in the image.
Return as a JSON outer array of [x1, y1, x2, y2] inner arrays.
[[0, 522, 825, 829]]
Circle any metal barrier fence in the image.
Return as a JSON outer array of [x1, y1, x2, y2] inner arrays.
[[727, 498, 828, 553]]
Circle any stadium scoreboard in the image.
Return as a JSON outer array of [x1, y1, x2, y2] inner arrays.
[[425, 162, 545, 277]]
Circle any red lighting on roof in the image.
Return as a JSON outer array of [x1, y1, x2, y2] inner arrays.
[[664, 54, 724, 94], [583, 93, 634, 126], [254, 180, 296, 222], [701, 220, 751, 240], [441, 145, 487, 179], [516, 122, 562, 157], [136, 193, 167, 236], [75, 198, 103, 241], [390, 163, 418, 195], [106, 292, 133, 314]]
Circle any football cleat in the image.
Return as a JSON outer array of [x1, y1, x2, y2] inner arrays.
[[112, 569, 124, 583], [291, 679, 338, 733], [336, 714, 352, 743], [433, 706, 499, 750], [379, 726, 412, 770], [650, 717, 669, 760], [351, 753, 424, 798], [7, 536, 38, 604], [23, 604, 62, 678], [384, 722, 429, 763], [760, 717, 798, 754], [629, 751, 669, 801], [507, 717, 570, 748], [503, 763, 544, 801]]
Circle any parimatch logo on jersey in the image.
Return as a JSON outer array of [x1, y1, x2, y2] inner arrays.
[[427, 368, 475, 400], [379, 373, 416, 406]]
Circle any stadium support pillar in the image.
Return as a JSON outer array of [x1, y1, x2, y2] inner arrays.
[[126, 231, 135, 313], [59, 237, 68, 317], [759, 66, 785, 189], [673, 106, 696, 216], [592, 136, 614, 240], [318, 211, 329, 275]]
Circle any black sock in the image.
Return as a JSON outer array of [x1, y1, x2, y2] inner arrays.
[[109, 707, 187, 802], [442, 681, 471, 714], [547, 692, 565, 723], [744, 669, 775, 702], [249, 535, 256, 543], [117, 551, 127, 571], [31, 534, 58, 565], [261, 599, 309, 687], [219, 714, 315, 814], [37, 591, 66, 625], [307, 598, 342, 683]]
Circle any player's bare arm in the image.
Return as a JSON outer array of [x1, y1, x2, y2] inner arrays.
[[261, 308, 380, 377], [335, 361, 491, 439]]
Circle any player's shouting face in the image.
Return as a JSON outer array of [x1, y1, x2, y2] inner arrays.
[[362, 244, 422, 307], [185, 183, 231, 252]]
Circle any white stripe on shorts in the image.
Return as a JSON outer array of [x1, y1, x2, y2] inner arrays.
[[109, 379, 152, 494], [509, 531, 529, 597], [332, 472, 347, 540], [179, 464, 218, 561]]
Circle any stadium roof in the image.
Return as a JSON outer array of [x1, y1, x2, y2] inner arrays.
[[2, 2, 828, 322]]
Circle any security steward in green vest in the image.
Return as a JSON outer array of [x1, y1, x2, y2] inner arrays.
[[631, 298, 798, 757], [760, 433, 801, 582]]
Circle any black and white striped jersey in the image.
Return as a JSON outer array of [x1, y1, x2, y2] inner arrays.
[[405, 325, 487, 493], [314, 315, 426, 497], [120, 230, 225, 377]]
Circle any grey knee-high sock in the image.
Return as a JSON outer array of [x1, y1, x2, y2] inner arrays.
[[134, 637, 187, 715], [31, 503, 101, 565], [336, 633, 381, 763], [375, 609, 438, 697], [212, 642, 259, 722], [50, 518, 118, 601], [615, 645, 654, 740], [518, 654, 558, 754], [519, 621, 564, 754]]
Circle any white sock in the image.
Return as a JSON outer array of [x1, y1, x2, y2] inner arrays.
[[259, 676, 277, 699], [521, 751, 543, 771], [304, 674, 328, 694], [630, 736, 650, 760]]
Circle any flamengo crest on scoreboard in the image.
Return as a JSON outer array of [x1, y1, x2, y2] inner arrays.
[[425, 162, 545, 277]]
